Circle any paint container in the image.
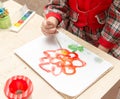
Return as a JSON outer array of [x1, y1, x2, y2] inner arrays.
[[0, 15, 11, 29], [4, 75, 33, 99]]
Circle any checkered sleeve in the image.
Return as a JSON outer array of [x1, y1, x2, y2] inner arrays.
[[44, 0, 69, 23], [99, 0, 120, 49]]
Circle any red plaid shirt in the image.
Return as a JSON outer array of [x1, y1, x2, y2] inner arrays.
[[44, 0, 120, 60]]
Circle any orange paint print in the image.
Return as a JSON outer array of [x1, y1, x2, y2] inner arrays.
[[39, 49, 86, 76]]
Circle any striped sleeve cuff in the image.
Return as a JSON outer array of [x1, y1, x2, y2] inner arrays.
[[98, 37, 115, 49], [46, 12, 62, 22]]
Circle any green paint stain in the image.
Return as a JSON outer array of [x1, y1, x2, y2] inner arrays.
[[68, 44, 84, 52]]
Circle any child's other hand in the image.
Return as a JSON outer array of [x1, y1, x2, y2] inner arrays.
[[41, 17, 59, 36], [98, 45, 109, 53]]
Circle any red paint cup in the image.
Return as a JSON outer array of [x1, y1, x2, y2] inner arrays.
[[4, 75, 33, 99]]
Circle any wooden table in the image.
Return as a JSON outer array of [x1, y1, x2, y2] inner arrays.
[[0, 0, 120, 99]]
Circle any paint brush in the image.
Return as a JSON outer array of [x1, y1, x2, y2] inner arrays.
[[55, 36, 62, 48]]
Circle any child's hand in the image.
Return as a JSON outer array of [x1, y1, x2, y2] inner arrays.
[[98, 45, 109, 53], [41, 17, 59, 36]]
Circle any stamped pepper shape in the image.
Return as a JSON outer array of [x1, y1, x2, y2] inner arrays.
[[39, 49, 86, 76]]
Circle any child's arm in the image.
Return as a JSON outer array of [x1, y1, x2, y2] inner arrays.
[[44, 0, 69, 25], [41, 0, 69, 35], [98, 0, 120, 51]]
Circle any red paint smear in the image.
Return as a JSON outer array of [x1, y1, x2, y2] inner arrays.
[[39, 49, 86, 76]]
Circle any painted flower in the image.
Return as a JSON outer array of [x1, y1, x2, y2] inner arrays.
[[39, 49, 86, 76]]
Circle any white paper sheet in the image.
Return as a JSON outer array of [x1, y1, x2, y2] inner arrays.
[[15, 32, 113, 97]]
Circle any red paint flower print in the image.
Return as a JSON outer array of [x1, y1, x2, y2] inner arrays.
[[39, 49, 86, 76]]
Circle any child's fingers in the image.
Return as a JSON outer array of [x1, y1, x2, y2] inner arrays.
[[42, 20, 55, 29], [41, 26, 57, 36], [46, 20, 55, 28]]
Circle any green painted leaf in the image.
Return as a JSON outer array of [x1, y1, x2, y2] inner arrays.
[[77, 46, 84, 52], [68, 44, 78, 52]]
